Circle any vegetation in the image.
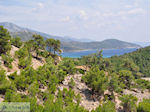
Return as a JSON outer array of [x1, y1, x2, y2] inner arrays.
[[15, 47, 32, 68], [0, 26, 11, 54], [1, 52, 13, 68], [137, 99, 150, 112], [11, 36, 22, 48], [120, 95, 138, 112], [82, 67, 109, 95], [46, 38, 61, 55], [93, 101, 116, 112], [0, 68, 11, 94], [0, 26, 150, 112]]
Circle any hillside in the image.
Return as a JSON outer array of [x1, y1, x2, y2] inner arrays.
[[0, 26, 150, 112], [124, 46, 150, 77], [0, 22, 141, 52]]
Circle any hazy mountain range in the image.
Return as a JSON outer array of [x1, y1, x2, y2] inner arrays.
[[0, 22, 141, 52], [133, 42, 150, 47]]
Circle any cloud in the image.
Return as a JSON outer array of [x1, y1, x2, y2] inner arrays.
[[61, 16, 71, 22], [37, 2, 44, 9], [128, 8, 146, 15], [117, 8, 147, 16], [0, 0, 150, 42], [79, 10, 88, 20], [32, 2, 44, 13], [125, 5, 133, 9]]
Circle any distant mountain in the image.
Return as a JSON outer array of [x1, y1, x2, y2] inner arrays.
[[0, 22, 77, 42], [61, 39, 141, 51], [0, 22, 141, 52], [133, 42, 150, 47]]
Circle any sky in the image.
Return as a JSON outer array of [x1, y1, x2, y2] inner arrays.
[[0, 0, 150, 42]]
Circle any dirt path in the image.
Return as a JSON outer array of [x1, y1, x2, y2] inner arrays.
[[57, 74, 100, 111]]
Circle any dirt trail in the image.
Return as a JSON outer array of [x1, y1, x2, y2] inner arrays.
[[58, 74, 100, 111]]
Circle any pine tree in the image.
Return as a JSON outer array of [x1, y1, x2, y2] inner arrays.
[[0, 26, 11, 55]]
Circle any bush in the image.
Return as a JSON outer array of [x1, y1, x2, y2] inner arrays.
[[118, 70, 134, 89], [11, 37, 22, 48], [137, 99, 150, 112], [120, 94, 137, 112], [15, 47, 32, 68], [58, 59, 76, 75], [1, 52, 13, 68], [135, 79, 150, 90], [68, 78, 75, 88], [0, 68, 11, 94], [82, 67, 109, 95], [14, 67, 36, 90], [18, 56, 32, 68], [0, 26, 11, 54], [93, 101, 116, 112]]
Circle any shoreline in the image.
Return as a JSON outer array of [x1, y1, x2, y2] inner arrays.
[[62, 47, 140, 53]]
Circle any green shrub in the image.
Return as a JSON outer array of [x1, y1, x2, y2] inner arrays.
[[135, 79, 150, 90], [1, 52, 13, 68], [58, 59, 76, 75], [15, 47, 32, 68], [0, 68, 11, 94], [93, 101, 116, 112], [82, 67, 109, 95], [120, 94, 137, 112], [0, 26, 11, 54], [15, 47, 29, 59], [68, 78, 75, 89], [11, 36, 22, 48], [137, 99, 150, 112], [18, 56, 32, 68]]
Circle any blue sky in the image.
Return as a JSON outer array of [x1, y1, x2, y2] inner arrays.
[[0, 0, 150, 42]]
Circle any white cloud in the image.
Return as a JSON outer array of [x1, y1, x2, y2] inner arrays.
[[0, 0, 150, 42], [128, 8, 146, 15], [32, 2, 44, 12], [61, 16, 71, 22], [79, 10, 88, 20], [125, 5, 133, 9], [117, 8, 146, 16], [37, 2, 44, 9]]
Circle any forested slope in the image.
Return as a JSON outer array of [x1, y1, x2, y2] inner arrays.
[[0, 26, 150, 112]]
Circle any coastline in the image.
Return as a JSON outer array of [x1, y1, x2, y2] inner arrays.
[[62, 47, 140, 53]]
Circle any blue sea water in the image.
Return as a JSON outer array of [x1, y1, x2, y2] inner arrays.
[[61, 48, 137, 58]]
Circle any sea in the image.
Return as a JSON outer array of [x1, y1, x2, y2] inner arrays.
[[61, 48, 137, 58]]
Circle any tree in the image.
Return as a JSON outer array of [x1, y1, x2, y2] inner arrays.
[[119, 70, 134, 89], [32, 34, 46, 58], [0, 26, 11, 54], [46, 38, 61, 55], [11, 36, 22, 48], [109, 73, 122, 102], [1, 52, 13, 68], [15, 47, 32, 68], [46, 38, 55, 54], [58, 59, 76, 75], [120, 94, 137, 112], [137, 99, 150, 112], [82, 67, 109, 95], [93, 101, 116, 112], [53, 40, 61, 54], [0, 68, 11, 94], [25, 40, 34, 53], [68, 78, 75, 89]]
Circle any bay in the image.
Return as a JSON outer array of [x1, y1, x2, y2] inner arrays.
[[61, 48, 137, 58]]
